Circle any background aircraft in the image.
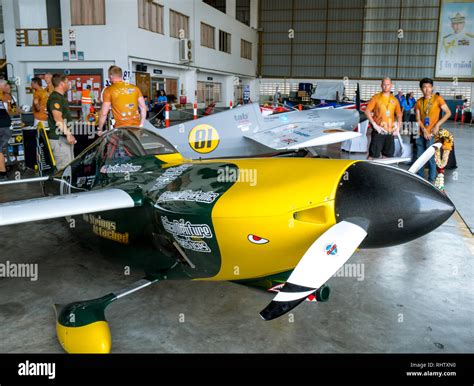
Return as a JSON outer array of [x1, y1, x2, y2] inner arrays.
[[146, 103, 361, 160]]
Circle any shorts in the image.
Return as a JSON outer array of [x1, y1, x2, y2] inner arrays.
[[50, 136, 74, 171], [0, 127, 11, 151], [369, 130, 395, 158], [34, 119, 48, 128]]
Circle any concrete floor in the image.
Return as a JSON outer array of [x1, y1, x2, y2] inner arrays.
[[0, 123, 473, 353]]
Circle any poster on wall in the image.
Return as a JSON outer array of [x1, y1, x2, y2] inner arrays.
[[436, 0, 474, 78], [69, 29, 77, 61]]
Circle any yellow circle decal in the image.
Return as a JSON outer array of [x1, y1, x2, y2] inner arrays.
[[188, 124, 220, 154]]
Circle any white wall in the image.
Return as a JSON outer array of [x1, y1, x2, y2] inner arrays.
[[3, 0, 259, 106], [126, 0, 258, 77], [258, 78, 473, 105]]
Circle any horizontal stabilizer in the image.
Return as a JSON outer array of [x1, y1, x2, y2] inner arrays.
[[245, 124, 361, 150]]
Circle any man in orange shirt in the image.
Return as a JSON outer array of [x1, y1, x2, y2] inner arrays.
[[97, 66, 146, 134], [365, 77, 402, 159], [31, 77, 49, 126], [415, 78, 451, 182]]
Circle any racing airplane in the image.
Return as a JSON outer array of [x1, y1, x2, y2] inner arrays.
[[0, 127, 454, 353], [146, 102, 362, 160]]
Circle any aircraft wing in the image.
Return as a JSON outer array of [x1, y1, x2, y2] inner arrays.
[[0, 189, 136, 226], [245, 122, 361, 150]]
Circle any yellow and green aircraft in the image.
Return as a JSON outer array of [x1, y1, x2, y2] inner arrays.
[[0, 127, 454, 353]]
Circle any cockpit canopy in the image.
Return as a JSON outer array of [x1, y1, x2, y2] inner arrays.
[[68, 127, 181, 190], [99, 127, 177, 160]]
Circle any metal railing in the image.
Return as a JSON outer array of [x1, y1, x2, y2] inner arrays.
[[16, 28, 63, 47]]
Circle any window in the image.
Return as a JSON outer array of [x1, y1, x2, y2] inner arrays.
[[201, 23, 215, 49], [170, 9, 189, 39], [138, 0, 163, 34], [70, 0, 106, 25], [203, 0, 226, 14], [241, 39, 252, 60], [197, 82, 221, 104], [236, 0, 250, 26], [219, 30, 231, 53]]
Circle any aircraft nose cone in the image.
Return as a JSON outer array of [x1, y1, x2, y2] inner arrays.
[[335, 162, 455, 248]]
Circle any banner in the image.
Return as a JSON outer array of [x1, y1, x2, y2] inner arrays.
[[436, 0, 474, 78]]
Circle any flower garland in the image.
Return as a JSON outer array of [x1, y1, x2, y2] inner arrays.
[[433, 129, 454, 191]]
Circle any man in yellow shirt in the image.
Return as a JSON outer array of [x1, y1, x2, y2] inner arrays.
[[31, 77, 49, 126], [415, 78, 451, 182], [97, 66, 146, 134], [44, 73, 54, 95], [365, 77, 402, 159]]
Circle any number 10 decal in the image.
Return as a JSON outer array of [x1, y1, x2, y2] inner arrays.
[[188, 124, 220, 154]]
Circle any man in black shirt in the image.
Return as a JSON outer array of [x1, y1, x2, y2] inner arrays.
[[46, 74, 76, 170]]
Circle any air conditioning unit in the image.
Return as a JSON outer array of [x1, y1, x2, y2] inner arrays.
[[179, 39, 193, 63]]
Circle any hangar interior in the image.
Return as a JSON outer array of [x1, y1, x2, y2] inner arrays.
[[0, 0, 472, 354]]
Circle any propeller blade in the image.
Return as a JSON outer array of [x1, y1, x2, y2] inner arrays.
[[408, 142, 441, 174], [259, 221, 367, 321]]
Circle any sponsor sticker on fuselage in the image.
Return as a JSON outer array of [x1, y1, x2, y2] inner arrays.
[[100, 163, 142, 174], [161, 216, 213, 253], [156, 190, 220, 204], [150, 164, 192, 191]]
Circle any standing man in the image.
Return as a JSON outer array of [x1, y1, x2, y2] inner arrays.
[[395, 89, 405, 107], [155, 89, 168, 127], [81, 85, 94, 121], [0, 80, 12, 180], [47, 74, 76, 170], [2, 83, 17, 115], [272, 86, 281, 108], [365, 77, 403, 159], [415, 78, 451, 183], [44, 73, 54, 95], [97, 66, 146, 134], [31, 77, 49, 126]]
